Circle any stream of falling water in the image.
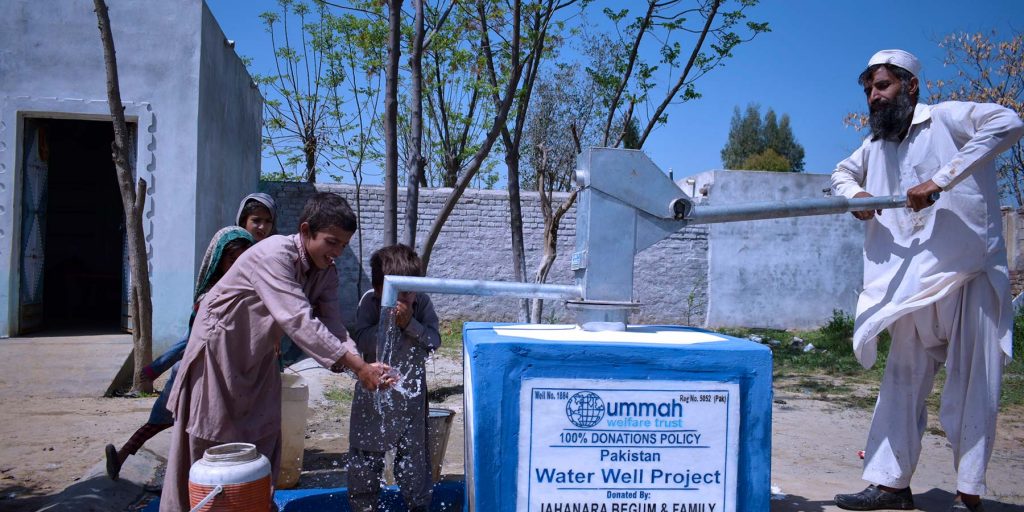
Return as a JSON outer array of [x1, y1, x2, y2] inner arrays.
[[374, 307, 421, 414]]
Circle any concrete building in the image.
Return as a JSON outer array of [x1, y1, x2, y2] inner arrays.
[[0, 0, 262, 351], [685, 169, 865, 329]]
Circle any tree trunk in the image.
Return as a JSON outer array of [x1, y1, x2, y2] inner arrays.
[[529, 189, 576, 322], [442, 155, 459, 188], [93, 0, 153, 394], [383, 0, 403, 246], [404, 0, 426, 249], [529, 145, 578, 323], [304, 132, 317, 183], [505, 150, 529, 321], [353, 172, 366, 298], [486, 1, 551, 321]]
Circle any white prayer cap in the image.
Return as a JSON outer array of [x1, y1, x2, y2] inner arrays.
[[868, 49, 921, 77]]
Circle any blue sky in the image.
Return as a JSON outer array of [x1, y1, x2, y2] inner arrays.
[[208, 0, 1023, 181]]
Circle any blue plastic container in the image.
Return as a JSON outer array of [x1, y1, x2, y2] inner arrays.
[[143, 479, 465, 511]]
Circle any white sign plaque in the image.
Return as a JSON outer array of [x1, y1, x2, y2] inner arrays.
[[517, 378, 740, 512]]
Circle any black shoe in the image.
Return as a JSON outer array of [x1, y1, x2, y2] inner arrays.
[[105, 444, 121, 481], [835, 485, 915, 510]]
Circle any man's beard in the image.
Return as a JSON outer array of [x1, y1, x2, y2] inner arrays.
[[869, 88, 915, 141]]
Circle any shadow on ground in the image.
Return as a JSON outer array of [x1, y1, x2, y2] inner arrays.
[[0, 484, 50, 512], [771, 494, 828, 511], [427, 384, 463, 403], [913, 488, 1024, 512], [296, 447, 349, 489], [0, 476, 148, 512], [771, 488, 1024, 512]]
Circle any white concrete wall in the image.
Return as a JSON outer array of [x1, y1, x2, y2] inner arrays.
[[693, 170, 865, 329], [0, 1, 261, 350], [195, 3, 263, 260]]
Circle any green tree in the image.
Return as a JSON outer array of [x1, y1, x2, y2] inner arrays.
[[523, 63, 602, 192], [418, 0, 553, 272], [324, 6, 387, 294], [620, 116, 642, 149], [741, 148, 790, 171], [256, 0, 337, 182], [495, 0, 587, 321], [720, 104, 804, 171], [773, 112, 805, 172], [591, 0, 770, 148], [421, 4, 492, 189], [522, 63, 602, 322], [511, 0, 769, 321], [721, 104, 763, 168]]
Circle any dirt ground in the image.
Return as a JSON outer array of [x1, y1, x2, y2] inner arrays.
[[1, 344, 1023, 511]]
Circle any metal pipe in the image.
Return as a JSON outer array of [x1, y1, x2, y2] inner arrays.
[[685, 194, 913, 225], [381, 275, 582, 308]]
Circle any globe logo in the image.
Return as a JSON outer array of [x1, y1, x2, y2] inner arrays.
[[565, 391, 605, 428]]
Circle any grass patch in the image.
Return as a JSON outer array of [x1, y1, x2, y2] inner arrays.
[[437, 319, 464, 359], [324, 385, 353, 404], [774, 374, 864, 404], [835, 393, 878, 410], [1003, 312, 1024, 408], [721, 308, 1024, 412], [787, 377, 853, 395], [718, 310, 890, 382], [322, 385, 353, 417]]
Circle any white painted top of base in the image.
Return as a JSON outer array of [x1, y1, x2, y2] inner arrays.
[[492, 324, 726, 345]]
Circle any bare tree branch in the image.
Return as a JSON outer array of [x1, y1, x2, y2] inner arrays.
[[92, 0, 153, 394]]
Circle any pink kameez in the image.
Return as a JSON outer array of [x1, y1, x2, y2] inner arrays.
[[159, 233, 358, 511]]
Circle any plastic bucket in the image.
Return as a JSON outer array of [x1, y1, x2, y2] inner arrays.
[[427, 407, 456, 482], [188, 442, 271, 511], [278, 372, 309, 489]]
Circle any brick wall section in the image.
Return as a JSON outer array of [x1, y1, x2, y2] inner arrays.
[[262, 182, 710, 326]]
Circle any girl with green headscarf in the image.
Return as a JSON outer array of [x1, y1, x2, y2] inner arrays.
[[194, 226, 257, 302], [105, 226, 255, 480]]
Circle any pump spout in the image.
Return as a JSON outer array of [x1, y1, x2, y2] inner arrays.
[[380, 275, 582, 308]]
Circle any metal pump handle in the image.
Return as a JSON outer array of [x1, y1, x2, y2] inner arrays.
[[684, 192, 940, 225]]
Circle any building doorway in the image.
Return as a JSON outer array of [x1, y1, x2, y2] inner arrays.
[[18, 118, 131, 334]]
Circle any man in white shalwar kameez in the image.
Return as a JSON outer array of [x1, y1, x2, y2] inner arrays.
[[831, 49, 1024, 512]]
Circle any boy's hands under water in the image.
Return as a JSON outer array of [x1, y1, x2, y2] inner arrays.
[[335, 352, 398, 391], [358, 362, 398, 391]]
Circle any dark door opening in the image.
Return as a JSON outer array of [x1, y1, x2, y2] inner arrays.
[[20, 118, 128, 333]]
